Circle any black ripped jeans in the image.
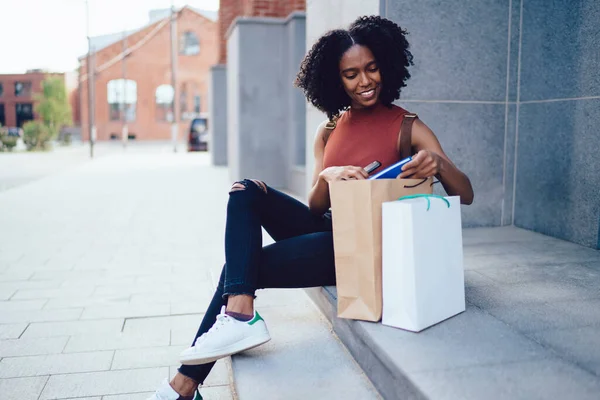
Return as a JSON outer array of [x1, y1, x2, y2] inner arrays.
[[178, 179, 336, 384]]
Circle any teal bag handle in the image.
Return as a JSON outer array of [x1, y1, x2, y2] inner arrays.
[[397, 194, 450, 211]]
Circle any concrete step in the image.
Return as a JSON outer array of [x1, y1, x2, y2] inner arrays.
[[307, 227, 600, 400], [230, 289, 381, 400]]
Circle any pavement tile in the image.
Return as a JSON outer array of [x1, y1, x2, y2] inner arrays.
[[170, 299, 213, 315], [171, 330, 197, 346], [112, 346, 187, 370], [122, 314, 202, 334], [64, 329, 169, 353], [0, 323, 28, 339], [94, 283, 171, 297], [0, 351, 114, 378], [0, 308, 82, 324], [80, 304, 171, 320], [0, 280, 62, 293], [0, 376, 48, 400], [21, 319, 125, 338], [0, 337, 68, 357], [12, 286, 95, 300], [61, 276, 137, 288], [39, 367, 169, 399], [0, 299, 47, 311], [0, 288, 15, 300], [44, 296, 131, 310], [411, 359, 600, 400], [0, 270, 34, 281]]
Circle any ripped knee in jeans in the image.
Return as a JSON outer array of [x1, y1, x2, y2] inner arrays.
[[229, 179, 267, 194]]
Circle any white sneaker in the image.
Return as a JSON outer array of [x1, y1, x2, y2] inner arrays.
[[147, 379, 202, 400], [180, 306, 271, 365]]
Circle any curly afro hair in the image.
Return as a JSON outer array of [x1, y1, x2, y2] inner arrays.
[[295, 16, 413, 120]]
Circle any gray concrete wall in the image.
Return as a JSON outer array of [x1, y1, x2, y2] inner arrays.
[[383, 0, 600, 247], [513, 0, 600, 249], [304, 0, 380, 195], [226, 14, 307, 190], [209, 64, 227, 166], [384, 0, 514, 228]]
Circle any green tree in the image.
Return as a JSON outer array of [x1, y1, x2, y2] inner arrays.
[[28, 76, 73, 150]]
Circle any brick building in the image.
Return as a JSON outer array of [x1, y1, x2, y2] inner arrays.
[[0, 71, 77, 129], [218, 0, 306, 63], [79, 6, 218, 141]]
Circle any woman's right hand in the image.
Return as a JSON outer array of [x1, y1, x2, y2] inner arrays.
[[318, 166, 369, 183]]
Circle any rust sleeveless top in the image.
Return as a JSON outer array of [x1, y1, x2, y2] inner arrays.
[[322, 103, 410, 174]]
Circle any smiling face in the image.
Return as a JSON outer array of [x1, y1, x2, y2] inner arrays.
[[339, 44, 382, 109]]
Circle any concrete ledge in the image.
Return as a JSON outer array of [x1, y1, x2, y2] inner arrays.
[[306, 286, 427, 400], [307, 226, 600, 400]]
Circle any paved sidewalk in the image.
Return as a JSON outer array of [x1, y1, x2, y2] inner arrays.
[[0, 150, 378, 400], [0, 141, 179, 192], [0, 151, 236, 399]]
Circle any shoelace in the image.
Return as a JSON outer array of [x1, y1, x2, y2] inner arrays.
[[193, 310, 231, 347]]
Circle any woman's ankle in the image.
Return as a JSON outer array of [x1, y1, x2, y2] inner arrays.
[[170, 373, 198, 397], [226, 294, 254, 315]]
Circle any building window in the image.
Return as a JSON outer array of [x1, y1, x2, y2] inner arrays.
[[107, 79, 137, 122], [194, 95, 201, 114], [0, 103, 5, 126], [0, 83, 3, 97], [15, 103, 34, 127], [14, 81, 32, 97], [155, 84, 174, 122], [180, 31, 200, 55]]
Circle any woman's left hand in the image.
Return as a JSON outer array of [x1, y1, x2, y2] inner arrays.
[[399, 150, 443, 179]]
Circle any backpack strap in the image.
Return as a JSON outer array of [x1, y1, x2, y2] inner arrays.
[[323, 115, 340, 146], [398, 113, 418, 159]]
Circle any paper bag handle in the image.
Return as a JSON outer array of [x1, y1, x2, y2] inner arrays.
[[397, 194, 450, 211]]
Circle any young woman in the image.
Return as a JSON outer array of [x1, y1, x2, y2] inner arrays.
[[149, 15, 473, 400]]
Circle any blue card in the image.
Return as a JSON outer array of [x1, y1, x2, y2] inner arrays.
[[368, 156, 412, 180]]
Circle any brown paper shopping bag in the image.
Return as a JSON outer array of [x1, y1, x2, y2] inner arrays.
[[329, 177, 433, 321]]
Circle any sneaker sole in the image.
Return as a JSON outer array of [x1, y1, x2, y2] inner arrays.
[[180, 333, 271, 365]]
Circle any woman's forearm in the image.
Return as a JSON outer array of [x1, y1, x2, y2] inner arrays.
[[308, 177, 331, 215], [438, 159, 474, 205]]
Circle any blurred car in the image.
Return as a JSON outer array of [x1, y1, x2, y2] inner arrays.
[[188, 118, 208, 151]]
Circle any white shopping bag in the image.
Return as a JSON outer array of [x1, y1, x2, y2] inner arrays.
[[382, 195, 465, 332]]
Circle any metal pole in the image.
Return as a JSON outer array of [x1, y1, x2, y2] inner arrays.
[[85, 0, 95, 158], [121, 31, 128, 148], [170, 3, 178, 153]]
